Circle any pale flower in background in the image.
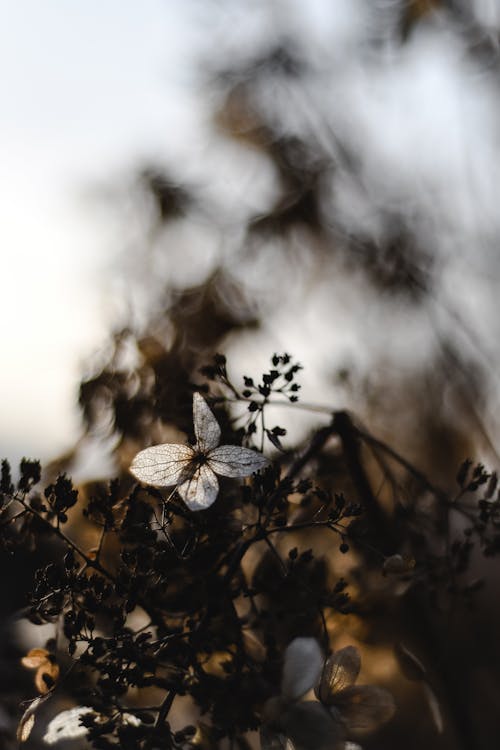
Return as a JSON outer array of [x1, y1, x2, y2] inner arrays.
[[261, 638, 394, 750], [130, 392, 269, 510], [43, 707, 94, 744], [43, 706, 141, 745]]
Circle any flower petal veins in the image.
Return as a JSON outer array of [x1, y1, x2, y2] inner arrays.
[[130, 444, 194, 486], [129, 393, 268, 510], [316, 646, 361, 704], [332, 685, 395, 733], [177, 463, 219, 510], [208, 445, 269, 478], [193, 392, 221, 453]]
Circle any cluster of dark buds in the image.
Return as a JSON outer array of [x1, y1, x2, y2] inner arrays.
[[4, 353, 500, 750]]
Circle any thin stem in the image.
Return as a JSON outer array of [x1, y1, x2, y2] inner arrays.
[[263, 535, 287, 576], [356, 427, 447, 502], [17, 496, 116, 583], [283, 424, 336, 484], [260, 405, 266, 453], [0, 508, 27, 528], [226, 397, 334, 415], [332, 412, 390, 537], [267, 520, 333, 535], [154, 691, 175, 728], [95, 526, 106, 561], [15, 493, 170, 633]]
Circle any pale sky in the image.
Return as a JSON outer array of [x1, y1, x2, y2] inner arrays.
[[0, 1, 197, 463]]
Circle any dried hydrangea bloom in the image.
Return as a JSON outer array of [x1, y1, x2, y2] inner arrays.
[[130, 392, 269, 511], [315, 645, 395, 735], [261, 639, 395, 750]]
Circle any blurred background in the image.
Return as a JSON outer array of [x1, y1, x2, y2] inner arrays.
[[0, 0, 205, 465], [4, 0, 500, 476], [3, 1, 500, 747]]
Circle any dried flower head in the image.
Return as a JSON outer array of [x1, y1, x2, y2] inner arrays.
[[262, 638, 395, 750], [130, 392, 269, 510]]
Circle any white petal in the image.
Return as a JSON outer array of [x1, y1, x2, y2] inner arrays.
[[130, 444, 194, 487], [282, 638, 324, 701], [193, 392, 221, 452], [43, 706, 94, 744], [177, 463, 219, 510], [208, 445, 269, 478]]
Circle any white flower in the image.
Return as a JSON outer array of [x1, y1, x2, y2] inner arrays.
[[130, 392, 269, 511], [261, 638, 395, 750], [43, 706, 94, 744], [43, 707, 141, 745]]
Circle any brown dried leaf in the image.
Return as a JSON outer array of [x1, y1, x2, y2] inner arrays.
[[21, 648, 49, 669], [35, 660, 60, 694], [16, 695, 49, 742]]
